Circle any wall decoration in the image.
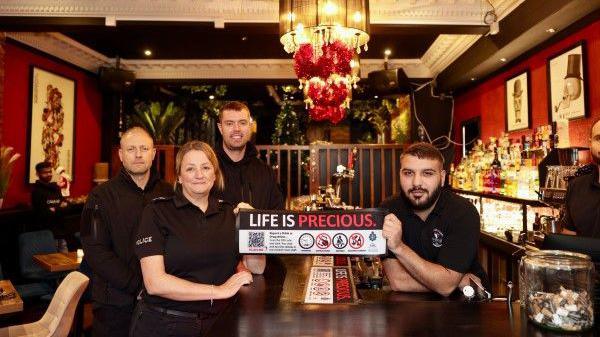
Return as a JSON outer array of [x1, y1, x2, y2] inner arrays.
[[505, 70, 530, 132], [28, 66, 76, 183], [548, 42, 588, 122]]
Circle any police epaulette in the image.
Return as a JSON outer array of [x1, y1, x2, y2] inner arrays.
[[152, 196, 172, 202]]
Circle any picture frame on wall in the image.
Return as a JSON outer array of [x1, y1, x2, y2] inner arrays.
[[505, 70, 530, 132], [547, 41, 588, 122], [27, 66, 76, 184]]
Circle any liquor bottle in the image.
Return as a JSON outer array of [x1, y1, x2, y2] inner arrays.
[[490, 148, 502, 194]]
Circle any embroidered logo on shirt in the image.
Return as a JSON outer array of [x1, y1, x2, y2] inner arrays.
[[432, 229, 444, 248], [136, 237, 152, 245]]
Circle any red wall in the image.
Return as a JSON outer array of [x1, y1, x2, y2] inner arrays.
[[2, 42, 102, 208], [453, 19, 600, 159]]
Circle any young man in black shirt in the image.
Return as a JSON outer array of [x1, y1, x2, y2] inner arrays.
[[80, 127, 172, 337], [215, 101, 285, 211], [31, 161, 68, 234], [215, 101, 284, 273], [381, 142, 488, 297], [561, 118, 600, 238]]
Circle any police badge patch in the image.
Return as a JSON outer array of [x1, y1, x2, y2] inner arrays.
[[432, 228, 444, 248]]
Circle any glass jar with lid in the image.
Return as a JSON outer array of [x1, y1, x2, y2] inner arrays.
[[524, 250, 595, 332]]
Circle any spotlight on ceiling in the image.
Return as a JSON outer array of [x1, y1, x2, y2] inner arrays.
[[144, 49, 152, 56]]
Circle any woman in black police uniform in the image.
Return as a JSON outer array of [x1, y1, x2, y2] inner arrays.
[[131, 141, 256, 337]]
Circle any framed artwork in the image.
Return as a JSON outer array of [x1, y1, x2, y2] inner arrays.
[[505, 70, 530, 132], [27, 66, 76, 184], [547, 41, 588, 122]]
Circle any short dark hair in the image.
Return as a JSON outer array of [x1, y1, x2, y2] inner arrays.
[[219, 101, 250, 122], [35, 161, 52, 172], [400, 142, 445, 165]]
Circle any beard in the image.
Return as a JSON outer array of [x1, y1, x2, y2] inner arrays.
[[400, 184, 443, 211]]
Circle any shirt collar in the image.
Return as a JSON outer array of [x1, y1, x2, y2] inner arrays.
[[173, 189, 220, 216]]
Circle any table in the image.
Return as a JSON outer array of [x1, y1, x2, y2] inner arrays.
[[0, 280, 23, 315], [206, 256, 597, 337], [32, 252, 81, 272]]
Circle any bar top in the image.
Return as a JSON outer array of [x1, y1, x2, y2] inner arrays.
[[206, 256, 596, 337]]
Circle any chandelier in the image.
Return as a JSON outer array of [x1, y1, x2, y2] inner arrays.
[[279, 0, 370, 55]]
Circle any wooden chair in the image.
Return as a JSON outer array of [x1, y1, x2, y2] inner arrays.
[[0, 271, 89, 337]]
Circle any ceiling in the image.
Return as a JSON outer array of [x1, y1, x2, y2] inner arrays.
[[61, 23, 444, 60], [1, 0, 598, 92]]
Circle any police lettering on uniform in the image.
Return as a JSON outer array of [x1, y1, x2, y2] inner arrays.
[[131, 141, 261, 337], [381, 142, 490, 297], [80, 127, 172, 337]]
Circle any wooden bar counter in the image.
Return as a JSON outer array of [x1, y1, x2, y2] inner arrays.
[[206, 256, 595, 337]]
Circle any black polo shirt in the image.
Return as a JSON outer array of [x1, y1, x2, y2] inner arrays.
[[381, 189, 489, 290], [135, 191, 239, 313], [560, 167, 600, 238]]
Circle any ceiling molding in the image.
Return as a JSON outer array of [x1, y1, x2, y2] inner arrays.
[[0, 0, 521, 26], [421, 34, 481, 76], [7, 32, 436, 79], [123, 58, 432, 80], [6, 31, 110, 71]]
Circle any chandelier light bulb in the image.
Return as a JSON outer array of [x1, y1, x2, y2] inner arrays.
[[353, 11, 362, 23], [323, 2, 337, 15]]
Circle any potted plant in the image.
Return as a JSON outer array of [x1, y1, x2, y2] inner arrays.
[[131, 101, 185, 144], [0, 146, 21, 209]]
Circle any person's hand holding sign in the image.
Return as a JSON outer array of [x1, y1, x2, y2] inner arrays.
[[382, 213, 403, 253], [234, 202, 254, 215], [234, 202, 266, 275]]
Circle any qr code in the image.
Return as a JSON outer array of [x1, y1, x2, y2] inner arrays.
[[248, 232, 265, 248]]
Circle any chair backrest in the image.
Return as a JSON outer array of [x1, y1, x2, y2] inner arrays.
[[38, 271, 89, 337], [18, 230, 57, 279]]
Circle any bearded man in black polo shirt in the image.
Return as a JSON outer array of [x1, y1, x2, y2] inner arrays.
[[381, 142, 488, 297], [561, 118, 600, 238]]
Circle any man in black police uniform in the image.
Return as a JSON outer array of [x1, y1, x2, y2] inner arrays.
[[80, 127, 172, 337], [381, 142, 488, 296], [215, 101, 285, 210], [561, 118, 600, 238], [31, 161, 69, 234]]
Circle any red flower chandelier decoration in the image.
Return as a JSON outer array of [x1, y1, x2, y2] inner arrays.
[[279, 0, 369, 124], [293, 42, 359, 124]]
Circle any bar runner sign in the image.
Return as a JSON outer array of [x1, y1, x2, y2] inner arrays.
[[237, 209, 387, 255]]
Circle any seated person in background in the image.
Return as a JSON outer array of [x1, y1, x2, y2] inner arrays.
[[132, 141, 261, 337], [31, 161, 68, 236], [561, 118, 600, 238], [381, 142, 489, 297]]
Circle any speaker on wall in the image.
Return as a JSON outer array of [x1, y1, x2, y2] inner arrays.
[[98, 67, 135, 93], [368, 68, 411, 95]]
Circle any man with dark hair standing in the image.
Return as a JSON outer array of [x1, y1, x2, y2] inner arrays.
[[215, 101, 284, 273], [561, 118, 600, 238], [215, 101, 284, 210], [80, 127, 172, 337], [381, 142, 489, 297], [31, 161, 69, 235]]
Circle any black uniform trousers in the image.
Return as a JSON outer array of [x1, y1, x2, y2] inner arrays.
[[92, 303, 134, 337], [129, 301, 223, 337]]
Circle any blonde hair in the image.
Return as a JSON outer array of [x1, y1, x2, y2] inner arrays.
[[175, 141, 224, 192]]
